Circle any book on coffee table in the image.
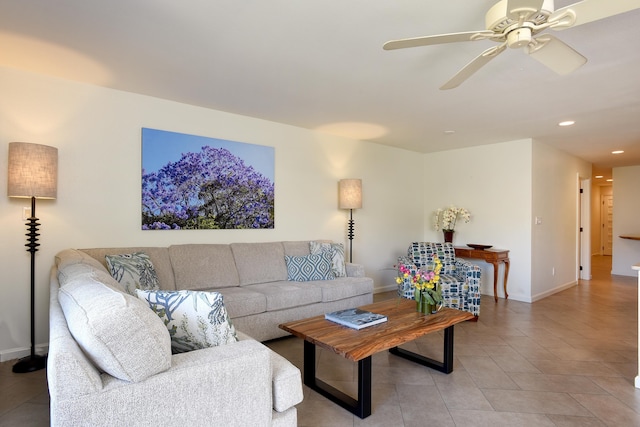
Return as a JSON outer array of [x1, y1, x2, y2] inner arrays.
[[324, 308, 388, 330]]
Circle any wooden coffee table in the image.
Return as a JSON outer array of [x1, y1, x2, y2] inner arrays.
[[279, 298, 473, 418]]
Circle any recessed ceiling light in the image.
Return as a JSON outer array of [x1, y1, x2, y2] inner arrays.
[[444, 130, 455, 135], [558, 120, 575, 127], [612, 150, 624, 154], [595, 175, 603, 179], [606, 179, 613, 182]]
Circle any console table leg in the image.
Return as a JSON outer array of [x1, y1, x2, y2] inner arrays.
[[491, 261, 499, 302], [503, 259, 510, 300]]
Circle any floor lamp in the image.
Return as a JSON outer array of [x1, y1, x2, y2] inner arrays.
[[338, 179, 362, 263], [8, 142, 58, 373]]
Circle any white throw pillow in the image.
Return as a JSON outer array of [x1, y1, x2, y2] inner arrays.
[[58, 277, 172, 382], [136, 289, 238, 354]]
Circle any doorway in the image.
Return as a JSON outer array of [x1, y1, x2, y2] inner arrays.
[[600, 194, 613, 256]]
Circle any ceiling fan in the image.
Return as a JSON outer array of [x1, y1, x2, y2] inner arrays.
[[383, 0, 640, 89]]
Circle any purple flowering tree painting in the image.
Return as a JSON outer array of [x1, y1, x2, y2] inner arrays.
[[141, 128, 274, 230]]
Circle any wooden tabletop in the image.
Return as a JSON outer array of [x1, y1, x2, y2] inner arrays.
[[279, 298, 473, 361]]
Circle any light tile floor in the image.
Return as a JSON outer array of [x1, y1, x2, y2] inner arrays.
[[264, 255, 640, 426], [1, 255, 638, 426]]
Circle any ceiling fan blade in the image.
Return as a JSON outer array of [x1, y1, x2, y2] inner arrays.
[[383, 30, 495, 50], [550, 0, 640, 30], [440, 44, 507, 90], [527, 34, 587, 75]]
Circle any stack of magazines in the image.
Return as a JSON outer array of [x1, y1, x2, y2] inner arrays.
[[324, 308, 387, 330]]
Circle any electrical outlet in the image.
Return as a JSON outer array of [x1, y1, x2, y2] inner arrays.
[[535, 217, 542, 225], [22, 207, 31, 221]]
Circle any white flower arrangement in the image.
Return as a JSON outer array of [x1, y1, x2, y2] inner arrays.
[[434, 206, 471, 232]]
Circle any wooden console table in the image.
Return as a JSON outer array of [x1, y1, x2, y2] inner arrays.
[[455, 247, 510, 302]]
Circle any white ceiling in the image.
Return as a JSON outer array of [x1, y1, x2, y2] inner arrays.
[[2, 0, 639, 182]]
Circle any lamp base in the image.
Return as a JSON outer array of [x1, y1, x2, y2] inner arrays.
[[12, 354, 47, 373]]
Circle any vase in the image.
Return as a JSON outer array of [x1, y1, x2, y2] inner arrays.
[[443, 230, 454, 243], [426, 302, 436, 315], [416, 290, 436, 315]]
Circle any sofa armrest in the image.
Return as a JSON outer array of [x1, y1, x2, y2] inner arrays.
[[455, 258, 482, 293], [396, 256, 419, 299], [52, 340, 275, 426], [237, 332, 302, 412], [345, 262, 365, 277], [270, 351, 303, 412]]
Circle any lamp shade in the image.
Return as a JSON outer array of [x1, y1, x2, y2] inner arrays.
[[8, 142, 58, 199], [338, 179, 362, 209]]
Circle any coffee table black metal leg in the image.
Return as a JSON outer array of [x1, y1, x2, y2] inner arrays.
[[389, 325, 455, 373], [303, 340, 372, 418]]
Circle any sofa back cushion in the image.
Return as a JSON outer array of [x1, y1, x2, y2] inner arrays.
[[58, 276, 172, 382], [168, 244, 240, 290], [282, 240, 312, 256], [231, 242, 287, 285], [80, 247, 176, 290]]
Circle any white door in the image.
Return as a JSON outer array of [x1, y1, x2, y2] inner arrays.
[[601, 194, 613, 256]]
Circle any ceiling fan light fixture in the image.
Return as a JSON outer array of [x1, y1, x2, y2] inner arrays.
[[507, 27, 533, 48]]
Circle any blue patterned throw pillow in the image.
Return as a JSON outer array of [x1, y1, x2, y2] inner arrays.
[[105, 252, 160, 296], [285, 252, 335, 281], [136, 289, 238, 354], [309, 241, 347, 277]]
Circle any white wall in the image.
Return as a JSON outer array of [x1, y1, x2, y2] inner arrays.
[[612, 165, 640, 276], [531, 141, 591, 300], [0, 67, 425, 359], [423, 140, 533, 302]]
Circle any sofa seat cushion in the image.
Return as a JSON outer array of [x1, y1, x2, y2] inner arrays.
[[58, 277, 172, 382], [136, 290, 238, 353], [309, 277, 374, 302], [214, 287, 268, 318], [245, 281, 322, 311], [168, 244, 240, 290], [231, 242, 287, 285]]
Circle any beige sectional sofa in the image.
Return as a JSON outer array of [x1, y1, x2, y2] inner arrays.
[[48, 240, 374, 426]]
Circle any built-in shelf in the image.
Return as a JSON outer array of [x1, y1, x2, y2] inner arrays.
[[620, 235, 640, 241]]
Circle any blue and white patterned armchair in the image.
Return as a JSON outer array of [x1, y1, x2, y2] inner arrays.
[[397, 242, 481, 318]]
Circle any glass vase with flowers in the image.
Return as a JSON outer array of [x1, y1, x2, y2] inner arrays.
[[396, 256, 443, 314]]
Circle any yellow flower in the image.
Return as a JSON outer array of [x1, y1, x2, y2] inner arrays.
[[395, 277, 402, 284]]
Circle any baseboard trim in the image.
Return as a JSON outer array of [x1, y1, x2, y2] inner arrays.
[[0, 344, 49, 363], [374, 284, 397, 294], [531, 280, 577, 303]]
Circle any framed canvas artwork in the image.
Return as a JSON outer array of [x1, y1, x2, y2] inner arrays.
[[141, 128, 275, 230]]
